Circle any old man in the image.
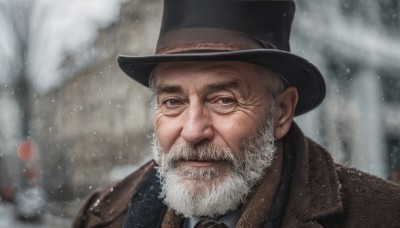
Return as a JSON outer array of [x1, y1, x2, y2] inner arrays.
[[73, 0, 400, 227]]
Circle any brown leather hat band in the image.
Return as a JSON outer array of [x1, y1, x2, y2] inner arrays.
[[156, 28, 276, 54]]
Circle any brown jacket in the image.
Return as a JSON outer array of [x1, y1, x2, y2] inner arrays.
[[72, 124, 400, 227]]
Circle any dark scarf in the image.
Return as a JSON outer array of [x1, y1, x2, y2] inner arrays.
[[123, 140, 294, 228], [122, 167, 166, 227]]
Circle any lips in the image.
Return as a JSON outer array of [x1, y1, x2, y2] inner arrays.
[[177, 160, 227, 168]]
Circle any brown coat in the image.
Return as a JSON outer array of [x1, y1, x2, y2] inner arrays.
[[72, 124, 400, 227]]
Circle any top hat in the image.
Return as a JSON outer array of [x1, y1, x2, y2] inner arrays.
[[118, 0, 326, 116]]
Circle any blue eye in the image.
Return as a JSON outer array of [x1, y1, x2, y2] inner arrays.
[[165, 99, 180, 106], [208, 96, 237, 114], [218, 97, 235, 104], [159, 98, 185, 115]]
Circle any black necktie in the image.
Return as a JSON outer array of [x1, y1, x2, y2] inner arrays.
[[194, 219, 228, 228]]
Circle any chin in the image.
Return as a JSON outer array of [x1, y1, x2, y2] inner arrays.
[[161, 166, 250, 218]]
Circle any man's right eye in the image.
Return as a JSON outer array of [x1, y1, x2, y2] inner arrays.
[[159, 98, 185, 115], [163, 99, 182, 108]]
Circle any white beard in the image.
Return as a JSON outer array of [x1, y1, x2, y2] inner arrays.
[[152, 118, 276, 218]]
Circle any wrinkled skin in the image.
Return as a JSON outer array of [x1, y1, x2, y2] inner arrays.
[[153, 61, 298, 185]]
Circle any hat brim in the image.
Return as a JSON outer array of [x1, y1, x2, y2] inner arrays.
[[117, 49, 325, 116]]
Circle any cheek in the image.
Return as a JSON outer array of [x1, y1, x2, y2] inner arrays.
[[212, 113, 260, 152], [155, 114, 183, 150]]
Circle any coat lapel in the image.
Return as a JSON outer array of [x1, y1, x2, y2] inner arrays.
[[282, 123, 343, 226], [79, 161, 156, 228], [123, 168, 167, 228]]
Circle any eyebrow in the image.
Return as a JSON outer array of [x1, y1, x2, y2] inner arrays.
[[155, 85, 183, 96], [155, 79, 242, 96], [202, 79, 242, 94]]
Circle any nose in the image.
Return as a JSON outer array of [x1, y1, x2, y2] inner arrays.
[[181, 102, 214, 146]]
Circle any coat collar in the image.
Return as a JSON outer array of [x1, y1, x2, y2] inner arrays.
[[282, 123, 343, 225], [82, 160, 156, 227]]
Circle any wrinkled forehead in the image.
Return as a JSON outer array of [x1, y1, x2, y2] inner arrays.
[[151, 61, 274, 88]]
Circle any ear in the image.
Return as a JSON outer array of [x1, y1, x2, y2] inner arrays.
[[273, 87, 298, 139]]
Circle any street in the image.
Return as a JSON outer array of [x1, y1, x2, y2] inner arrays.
[[0, 203, 71, 228]]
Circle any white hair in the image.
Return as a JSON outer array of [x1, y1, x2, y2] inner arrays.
[[152, 114, 277, 218]]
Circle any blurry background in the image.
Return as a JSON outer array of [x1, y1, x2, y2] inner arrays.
[[0, 0, 399, 227]]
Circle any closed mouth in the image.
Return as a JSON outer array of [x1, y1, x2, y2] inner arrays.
[[177, 160, 227, 168]]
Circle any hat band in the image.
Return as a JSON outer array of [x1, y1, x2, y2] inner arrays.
[[156, 28, 276, 54]]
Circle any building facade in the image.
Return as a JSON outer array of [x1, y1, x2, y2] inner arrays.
[[293, 0, 400, 182]]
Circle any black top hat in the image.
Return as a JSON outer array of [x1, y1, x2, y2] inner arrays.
[[118, 0, 326, 116]]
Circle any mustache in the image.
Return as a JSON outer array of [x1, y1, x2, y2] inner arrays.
[[159, 143, 238, 166]]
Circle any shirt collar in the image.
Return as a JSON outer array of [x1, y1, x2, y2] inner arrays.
[[184, 208, 242, 228]]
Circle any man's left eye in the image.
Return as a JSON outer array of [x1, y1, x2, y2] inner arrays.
[[209, 97, 237, 114], [217, 97, 235, 105]]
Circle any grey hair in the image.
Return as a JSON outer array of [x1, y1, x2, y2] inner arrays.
[[149, 68, 157, 91], [251, 64, 286, 101]]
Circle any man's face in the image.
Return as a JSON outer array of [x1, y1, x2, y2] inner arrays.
[[154, 61, 272, 167], [152, 61, 277, 217]]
